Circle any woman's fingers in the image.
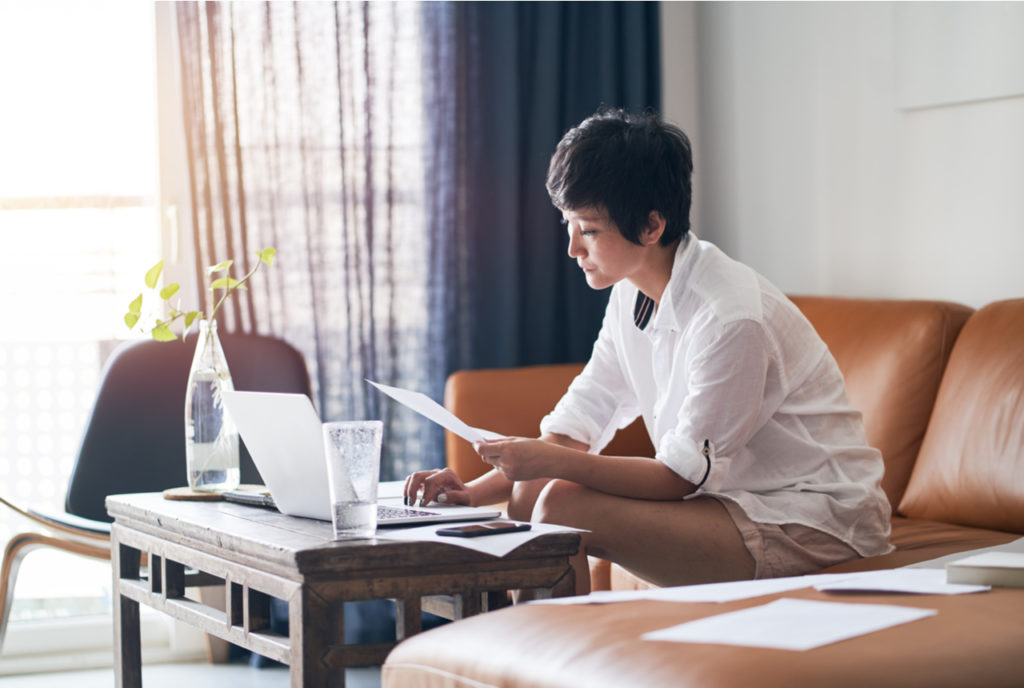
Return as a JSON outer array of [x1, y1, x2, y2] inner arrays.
[[474, 437, 511, 466], [432, 485, 471, 506], [419, 468, 468, 506], [404, 469, 441, 505]]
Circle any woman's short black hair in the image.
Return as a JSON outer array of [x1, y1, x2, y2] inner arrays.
[[546, 107, 693, 246]]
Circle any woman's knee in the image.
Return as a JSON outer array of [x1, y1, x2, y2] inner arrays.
[[532, 478, 589, 526], [507, 478, 549, 521]]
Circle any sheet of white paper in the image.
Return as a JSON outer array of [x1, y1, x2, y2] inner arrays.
[[816, 567, 989, 595], [367, 380, 504, 444], [374, 521, 585, 558], [529, 573, 851, 606], [641, 598, 937, 651]]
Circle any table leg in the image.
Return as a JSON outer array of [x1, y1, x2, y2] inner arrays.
[[112, 539, 142, 688], [395, 596, 422, 640], [289, 585, 337, 688]]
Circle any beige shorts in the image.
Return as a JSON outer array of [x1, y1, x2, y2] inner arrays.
[[718, 498, 859, 579]]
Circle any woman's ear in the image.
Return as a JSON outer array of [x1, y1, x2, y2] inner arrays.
[[641, 210, 667, 246]]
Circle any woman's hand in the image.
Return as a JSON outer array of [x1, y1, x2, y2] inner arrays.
[[403, 467, 472, 507], [473, 437, 556, 482]]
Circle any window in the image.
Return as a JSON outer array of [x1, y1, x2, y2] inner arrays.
[[0, 0, 164, 661]]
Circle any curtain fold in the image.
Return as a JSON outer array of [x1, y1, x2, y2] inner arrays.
[[426, 1, 662, 373], [176, 1, 659, 479], [177, 1, 438, 479]]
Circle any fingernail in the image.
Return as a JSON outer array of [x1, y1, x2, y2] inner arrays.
[[437, 493, 448, 503]]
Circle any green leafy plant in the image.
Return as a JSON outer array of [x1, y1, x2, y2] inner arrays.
[[124, 247, 276, 341]]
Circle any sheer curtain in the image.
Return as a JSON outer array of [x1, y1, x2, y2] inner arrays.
[[176, 2, 442, 479], [175, 1, 660, 480]]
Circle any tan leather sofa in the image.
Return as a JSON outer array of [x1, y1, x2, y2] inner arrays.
[[383, 297, 1024, 687]]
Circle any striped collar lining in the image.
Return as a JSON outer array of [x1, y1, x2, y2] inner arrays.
[[633, 292, 655, 330]]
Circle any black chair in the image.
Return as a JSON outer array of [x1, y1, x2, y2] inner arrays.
[[0, 331, 312, 653]]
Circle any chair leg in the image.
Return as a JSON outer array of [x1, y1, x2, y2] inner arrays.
[[0, 532, 110, 655], [1, 533, 46, 655]]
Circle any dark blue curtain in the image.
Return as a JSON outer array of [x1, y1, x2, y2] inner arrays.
[[425, 1, 662, 375]]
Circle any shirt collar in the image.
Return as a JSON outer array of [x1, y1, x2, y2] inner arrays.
[[638, 233, 696, 334]]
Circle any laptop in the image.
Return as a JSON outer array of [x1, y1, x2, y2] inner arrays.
[[220, 390, 502, 527]]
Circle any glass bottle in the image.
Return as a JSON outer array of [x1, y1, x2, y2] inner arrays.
[[184, 319, 240, 492]]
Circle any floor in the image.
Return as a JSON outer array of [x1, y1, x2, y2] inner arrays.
[[0, 662, 382, 687]]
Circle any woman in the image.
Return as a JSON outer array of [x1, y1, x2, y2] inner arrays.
[[405, 108, 892, 594]]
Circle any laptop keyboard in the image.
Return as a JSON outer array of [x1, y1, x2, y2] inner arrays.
[[223, 489, 440, 522], [378, 504, 437, 521]]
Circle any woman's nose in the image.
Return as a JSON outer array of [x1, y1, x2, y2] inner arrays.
[[567, 232, 582, 258]]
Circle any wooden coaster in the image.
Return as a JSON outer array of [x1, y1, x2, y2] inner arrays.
[[162, 486, 224, 501]]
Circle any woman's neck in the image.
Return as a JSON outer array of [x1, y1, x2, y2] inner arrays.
[[631, 239, 680, 306]]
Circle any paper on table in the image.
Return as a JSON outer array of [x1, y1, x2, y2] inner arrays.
[[367, 380, 504, 444], [641, 598, 937, 651], [529, 573, 851, 606], [374, 520, 585, 558], [815, 567, 990, 595]]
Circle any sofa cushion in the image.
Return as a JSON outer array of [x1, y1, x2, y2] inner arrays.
[[899, 299, 1024, 532], [601, 515, 1020, 590], [790, 296, 972, 508], [818, 516, 1019, 573]]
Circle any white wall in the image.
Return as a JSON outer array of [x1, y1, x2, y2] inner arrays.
[[661, 2, 1024, 307]]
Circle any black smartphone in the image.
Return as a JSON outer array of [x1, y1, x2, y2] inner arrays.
[[436, 521, 532, 538]]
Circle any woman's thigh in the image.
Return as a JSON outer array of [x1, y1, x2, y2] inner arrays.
[[532, 479, 755, 586]]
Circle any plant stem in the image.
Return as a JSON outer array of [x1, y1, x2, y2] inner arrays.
[[207, 258, 265, 323]]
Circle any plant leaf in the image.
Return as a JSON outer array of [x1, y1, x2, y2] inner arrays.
[[184, 311, 201, 328], [160, 283, 180, 301], [128, 293, 143, 315], [152, 323, 177, 342], [208, 260, 233, 275], [124, 312, 140, 329], [257, 247, 276, 266], [210, 277, 241, 290], [144, 260, 164, 289]]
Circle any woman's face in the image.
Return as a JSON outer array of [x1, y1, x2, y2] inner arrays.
[[563, 206, 648, 291]]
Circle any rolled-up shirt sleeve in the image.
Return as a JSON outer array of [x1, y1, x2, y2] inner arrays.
[[656, 318, 775, 494], [541, 297, 641, 452]]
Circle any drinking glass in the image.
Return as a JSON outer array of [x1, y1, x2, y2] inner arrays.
[[322, 420, 382, 538]]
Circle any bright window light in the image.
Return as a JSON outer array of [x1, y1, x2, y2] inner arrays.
[[0, 0, 160, 630]]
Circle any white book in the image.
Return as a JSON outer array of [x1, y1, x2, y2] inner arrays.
[[946, 551, 1024, 588]]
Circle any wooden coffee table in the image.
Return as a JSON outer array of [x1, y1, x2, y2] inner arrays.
[[106, 493, 579, 687]]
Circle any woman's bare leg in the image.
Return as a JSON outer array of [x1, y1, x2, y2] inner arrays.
[[532, 479, 754, 595], [506, 477, 553, 521]]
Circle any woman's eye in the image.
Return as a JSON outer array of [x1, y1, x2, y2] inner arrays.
[[579, 229, 596, 237]]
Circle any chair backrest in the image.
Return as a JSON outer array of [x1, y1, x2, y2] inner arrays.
[[64, 332, 312, 522], [444, 364, 653, 482]]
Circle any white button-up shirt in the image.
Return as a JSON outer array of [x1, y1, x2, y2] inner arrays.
[[540, 234, 892, 556]]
